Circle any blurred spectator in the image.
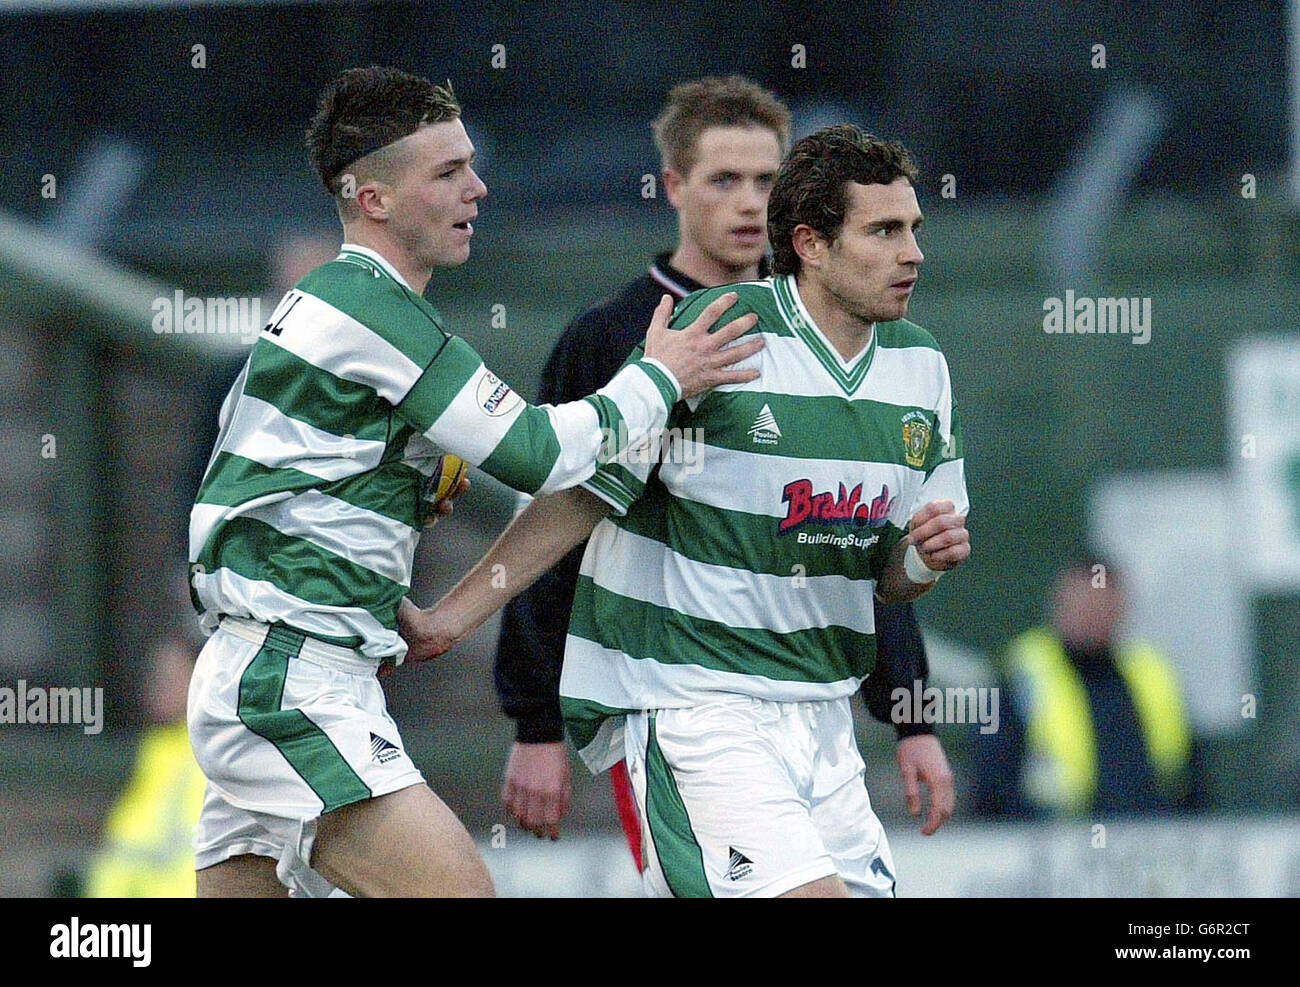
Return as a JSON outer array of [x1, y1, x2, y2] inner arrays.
[[83, 635, 206, 897], [972, 561, 1192, 818]]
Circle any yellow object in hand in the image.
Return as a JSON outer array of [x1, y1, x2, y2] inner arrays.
[[422, 454, 469, 526]]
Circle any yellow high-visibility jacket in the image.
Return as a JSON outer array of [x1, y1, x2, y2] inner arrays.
[[1007, 628, 1191, 816], [85, 719, 206, 898]]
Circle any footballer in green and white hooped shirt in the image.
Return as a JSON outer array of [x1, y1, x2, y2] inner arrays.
[[417, 124, 971, 898], [566, 128, 970, 899], [185, 67, 762, 899]]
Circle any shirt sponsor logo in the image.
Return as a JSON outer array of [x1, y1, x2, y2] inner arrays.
[[779, 481, 896, 534], [476, 371, 522, 417], [795, 530, 879, 549]]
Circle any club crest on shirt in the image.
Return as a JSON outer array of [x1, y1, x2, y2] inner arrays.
[[901, 411, 933, 468]]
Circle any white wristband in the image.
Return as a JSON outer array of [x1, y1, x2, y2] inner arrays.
[[904, 543, 943, 584]]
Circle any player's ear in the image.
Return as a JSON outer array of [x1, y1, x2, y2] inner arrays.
[[354, 181, 391, 221], [662, 167, 684, 208], [791, 223, 825, 269]]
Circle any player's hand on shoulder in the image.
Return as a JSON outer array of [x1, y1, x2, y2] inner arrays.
[[907, 499, 970, 572], [643, 292, 764, 400], [502, 741, 572, 841]]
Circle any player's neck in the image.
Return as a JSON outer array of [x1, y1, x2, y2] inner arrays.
[[668, 241, 759, 289], [341, 226, 432, 295], [794, 272, 874, 361]]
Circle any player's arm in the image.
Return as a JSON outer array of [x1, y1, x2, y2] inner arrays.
[[862, 602, 954, 834], [406, 289, 753, 661], [405, 320, 691, 660], [493, 518, 580, 742], [396, 294, 759, 501], [281, 274, 752, 505], [401, 485, 611, 663], [494, 310, 616, 745], [481, 483, 605, 841], [493, 309, 629, 839]]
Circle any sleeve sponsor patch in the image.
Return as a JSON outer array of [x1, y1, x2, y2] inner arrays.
[[475, 370, 523, 418]]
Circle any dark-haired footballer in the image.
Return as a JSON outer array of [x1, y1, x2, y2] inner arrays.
[[411, 125, 971, 898], [492, 78, 955, 872], [185, 66, 762, 898]]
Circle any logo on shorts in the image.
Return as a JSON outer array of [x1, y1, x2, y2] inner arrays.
[[725, 847, 753, 881], [369, 732, 401, 764]]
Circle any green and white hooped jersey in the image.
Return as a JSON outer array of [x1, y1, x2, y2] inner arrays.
[[188, 244, 679, 662], [561, 275, 968, 772]]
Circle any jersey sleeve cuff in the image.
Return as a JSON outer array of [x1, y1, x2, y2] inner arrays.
[[895, 719, 937, 740], [633, 357, 682, 408], [515, 706, 565, 744], [580, 467, 639, 517]]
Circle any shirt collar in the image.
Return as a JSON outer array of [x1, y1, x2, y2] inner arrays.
[[337, 243, 414, 291], [648, 252, 773, 299], [648, 253, 703, 299], [780, 273, 875, 370]]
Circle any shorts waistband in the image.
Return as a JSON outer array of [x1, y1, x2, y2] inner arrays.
[[218, 616, 379, 675]]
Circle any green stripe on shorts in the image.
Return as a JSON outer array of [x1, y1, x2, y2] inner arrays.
[[237, 625, 372, 812], [645, 715, 712, 898]]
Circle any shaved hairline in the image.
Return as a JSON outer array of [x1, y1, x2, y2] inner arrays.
[[334, 122, 460, 218]]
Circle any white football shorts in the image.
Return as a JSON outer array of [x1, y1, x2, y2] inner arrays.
[[621, 694, 896, 898], [187, 617, 424, 897]]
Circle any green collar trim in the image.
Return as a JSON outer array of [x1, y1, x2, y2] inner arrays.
[[772, 275, 875, 395]]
